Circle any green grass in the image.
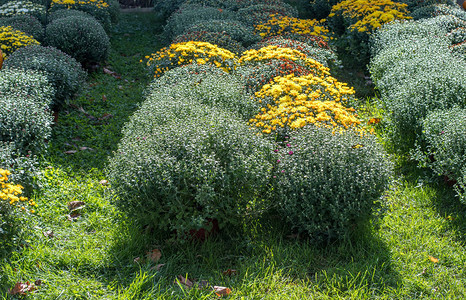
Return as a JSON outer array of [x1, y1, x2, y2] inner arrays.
[[2, 12, 466, 299]]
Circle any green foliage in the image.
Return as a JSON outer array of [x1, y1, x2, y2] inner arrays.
[[45, 15, 110, 64], [413, 107, 466, 202], [106, 0, 120, 23], [397, 0, 456, 11], [184, 19, 260, 47], [307, 0, 340, 19], [108, 72, 273, 236], [0, 1, 46, 22], [370, 20, 466, 152], [153, 0, 185, 18], [184, 0, 291, 11], [0, 94, 52, 156], [0, 15, 44, 42], [163, 4, 235, 41], [47, 8, 94, 23], [0, 68, 54, 106], [236, 4, 298, 27], [49, 2, 112, 31], [273, 126, 393, 241], [4, 45, 86, 109]]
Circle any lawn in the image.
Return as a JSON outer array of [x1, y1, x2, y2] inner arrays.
[[1, 7, 466, 300]]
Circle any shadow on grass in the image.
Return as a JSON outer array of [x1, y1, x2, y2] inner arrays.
[[99, 210, 402, 297]]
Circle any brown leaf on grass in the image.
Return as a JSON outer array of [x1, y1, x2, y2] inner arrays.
[[146, 249, 162, 263], [8, 282, 35, 295], [64, 150, 78, 154], [103, 67, 121, 79], [68, 201, 85, 211], [213, 286, 231, 297], [102, 95, 107, 102], [429, 255, 439, 263], [79, 146, 94, 151], [176, 275, 194, 288], [133, 257, 141, 263], [222, 269, 237, 276], [67, 212, 81, 221], [42, 231, 54, 238], [99, 180, 109, 186], [34, 279, 42, 286]]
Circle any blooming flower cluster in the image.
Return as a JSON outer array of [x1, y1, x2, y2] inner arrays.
[[0, 26, 39, 57], [0, 168, 36, 213], [0, 1, 46, 18], [50, 0, 109, 9], [249, 73, 364, 135], [239, 45, 331, 78], [329, 0, 412, 33], [173, 30, 245, 55], [143, 41, 237, 77], [254, 14, 329, 40]]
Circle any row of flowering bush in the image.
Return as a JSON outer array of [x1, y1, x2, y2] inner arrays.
[[0, 0, 118, 221], [369, 2, 466, 201], [110, 1, 394, 242]]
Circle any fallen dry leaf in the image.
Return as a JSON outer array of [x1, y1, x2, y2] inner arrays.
[[34, 279, 42, 286], [102, 95, 107, 102], [42, 231, 54, 238], [99, 113, 113, 121], [222, 269, 237, 276], [213, 286, 231, 297], [176, 275, 194, 288], [8, 282, 35, 296], [133, 257, 141, 263], [67, 212, 81, 221], [99, 179, 109, 186], [79, 146, 94, 151], [64, 150, 78, 154], [429, 255, 439, 263], [68, 201, 85, 211], [146, 249, 162, 263]]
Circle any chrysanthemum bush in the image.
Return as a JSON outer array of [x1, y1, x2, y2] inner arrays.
[[0, 68, 54, 106], [173, 31, 245, 55], [0, 1, 46, 21], [398, 0, 456, 11], [273, 126, 393, 241], [370, 20, 466, 152], [0, 168, 36, 214], [48, 8, 94, 23], [143, 41, 237, 77], [0, 15, 44, 42], [0, 26, 39, 57], [49, 0, 112, 31], [238, 45, 331, 78], [235, 59, 312, 94], [145, 64, 259, 119], [254, 14, 329, 41], [248, 73, 361, 136], [236, 4, 298, 27], [0, 93, 52, 156], [163, 4, 235, 41], [4, 45, 86, 109], [327, 0, 412, 66], [107, 83, 274, 236], [250, 37, 339, 68], [411, 3, 466, 20], [183, 20, 260, 47], [412, 107, 466, 202], [45, 15, 110, 64]]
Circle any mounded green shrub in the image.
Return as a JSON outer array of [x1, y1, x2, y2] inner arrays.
[[184, 0, 291, 11], [108, 83, 273, 235], [184, 20, 260, 47], [0, 94, 52, 156], [0, 15, 44, 42], [145, 63, 259, 120], [4, 45, 86, 109], [45, 15, 110, 64], [370, 20, 466, 152], [163, 4, 235, 41], [414, 107, 466, 202], [49, 2, 112, 31], [0, 68, 54, 106], [0, 141, 38, 184], [273, 127, 393, 241], [236, 4, 298, 27], [48, 8, 94, 23]]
